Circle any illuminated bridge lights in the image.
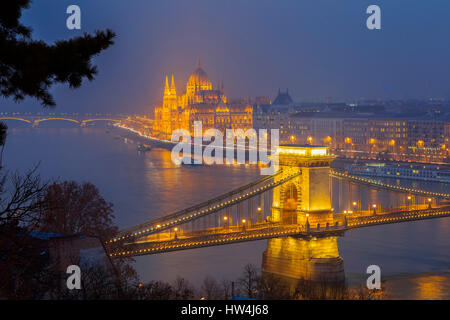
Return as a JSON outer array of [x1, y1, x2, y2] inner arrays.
[[105, 172, 307, 244]]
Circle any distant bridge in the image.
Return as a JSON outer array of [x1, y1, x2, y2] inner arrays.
[[0, 115, 124, 127], [0, 117, 32, 124]]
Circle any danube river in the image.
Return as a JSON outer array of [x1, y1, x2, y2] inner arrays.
[[4, 126, 450, 299]]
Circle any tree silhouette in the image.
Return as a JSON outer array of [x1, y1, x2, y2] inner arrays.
[[39, 181, 117, 241], [238, 263, 259, 298], [0, 0, 115, 107]]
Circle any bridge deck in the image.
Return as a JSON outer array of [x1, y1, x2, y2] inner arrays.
[[108, 206, 450, 258]]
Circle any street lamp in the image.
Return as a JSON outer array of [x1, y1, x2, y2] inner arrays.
[[372, 204, 377, 215], [352, 201, 358, 213], [223, 216, 229, 228], [242, 219, 247, 231], [156, 224, 161, 240], [173, 227, 178, 240], [256, 206, 263, 224]]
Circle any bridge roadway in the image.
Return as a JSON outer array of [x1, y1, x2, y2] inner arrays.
[[109, 169, 450, 245], [108, 204, 450, 258], [331, 170, 450, 199]]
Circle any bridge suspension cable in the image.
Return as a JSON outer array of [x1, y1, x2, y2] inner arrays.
[[108, 170, 303, 244], [331, 170, 450, 200]]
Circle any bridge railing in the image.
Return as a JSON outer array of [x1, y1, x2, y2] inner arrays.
[[108, 205, 450, 258]]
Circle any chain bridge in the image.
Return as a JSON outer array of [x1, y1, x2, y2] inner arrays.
[[105, 145, 450, 259]]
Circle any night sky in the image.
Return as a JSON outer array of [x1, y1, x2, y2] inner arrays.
[[1, 0, 449, 114]]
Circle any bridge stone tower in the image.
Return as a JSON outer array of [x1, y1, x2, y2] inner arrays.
[[262, 236, 345, 290], [264, 146, 343, 286], [271, 145, 336, 228]]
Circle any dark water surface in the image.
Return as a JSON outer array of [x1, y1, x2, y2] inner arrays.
[[4, 127, 449, 299]]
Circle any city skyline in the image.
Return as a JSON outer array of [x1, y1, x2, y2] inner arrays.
[[1, 0, 450, 114], [1, 0, 449, 302]]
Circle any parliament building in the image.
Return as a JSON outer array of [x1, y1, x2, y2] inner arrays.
[[153, 59, 253, 139]]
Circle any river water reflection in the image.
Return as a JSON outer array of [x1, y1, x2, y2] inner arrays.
[[4, 127, 449, 299]]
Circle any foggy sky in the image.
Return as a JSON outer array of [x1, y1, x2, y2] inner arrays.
[[1, 0, 449, 114]]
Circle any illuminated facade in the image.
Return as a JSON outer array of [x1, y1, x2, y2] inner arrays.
[[271, 145, 336, 227], [254, 111, 450, 163], [153, 59, 253, 139], [262, 236, 344, 284], [264, 145, 343, 284]]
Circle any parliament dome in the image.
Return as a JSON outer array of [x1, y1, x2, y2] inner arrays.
[[187, 59, 212, 89]]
